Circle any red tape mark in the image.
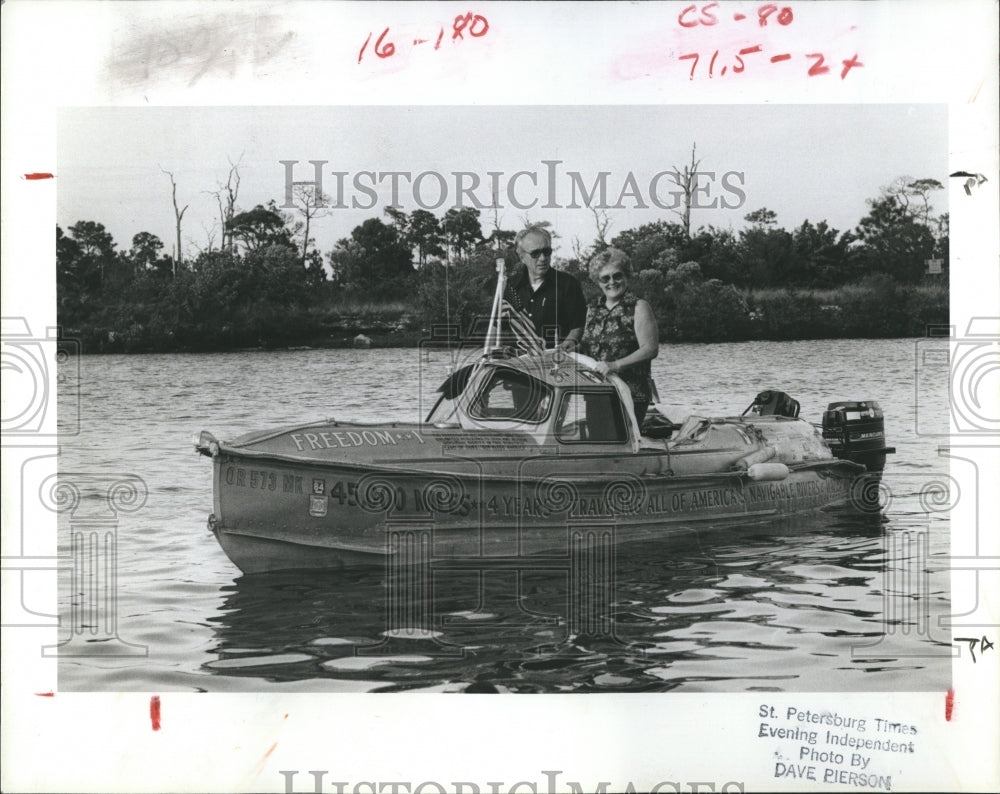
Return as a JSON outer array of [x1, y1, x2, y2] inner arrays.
[[22, 173, 55, 180], [945, 688, 955, 721], [150, 695, 161, 731], [35, 692, 55, 697]]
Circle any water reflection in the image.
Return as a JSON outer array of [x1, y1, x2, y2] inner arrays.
[[56, 340, 953, 691], [201, 510, 925, 692]]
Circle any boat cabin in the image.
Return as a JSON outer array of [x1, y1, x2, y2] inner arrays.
[[424, 350, 643, 451]]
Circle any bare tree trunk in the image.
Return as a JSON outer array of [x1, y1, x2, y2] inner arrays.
[[292, 183, 329, 268], [489, 203, 503, 251], [591, 207, 612, 249], [161, 167, 189, 276], [196, 222, 217, 255], [207, 155, 244, 255], [671, 143, 702, 239], [214, 193, 226, 251], [301, 212, 311, 268], [223, 155, 242, 253]]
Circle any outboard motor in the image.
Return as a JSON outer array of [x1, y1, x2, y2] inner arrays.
[[822, 401, 895, 474], [743, 390, 800, 418]]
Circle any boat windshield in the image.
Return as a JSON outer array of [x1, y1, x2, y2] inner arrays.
[[468, 368, 552, 423], [555, 389, 629, 443], [425, 394, 459, 425], [425, 366, 552, 426], [425, 362, 478, 425]]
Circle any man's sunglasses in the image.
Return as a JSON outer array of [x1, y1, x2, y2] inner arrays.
[[598, 272, 625, 285], [525, 247, 553, 258]]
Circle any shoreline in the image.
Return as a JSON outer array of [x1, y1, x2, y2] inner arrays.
[[57, 277, 949, 355], [60, 331, 934, 355]]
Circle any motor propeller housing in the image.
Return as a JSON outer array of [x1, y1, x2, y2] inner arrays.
[[822, 400, 895, 474]]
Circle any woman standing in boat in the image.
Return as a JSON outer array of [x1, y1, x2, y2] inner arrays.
[[581, 247, 659, 424]]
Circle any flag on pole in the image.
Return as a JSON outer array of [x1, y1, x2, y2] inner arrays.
[[483, 259, 546, 356], [500, 298, 546, 355]]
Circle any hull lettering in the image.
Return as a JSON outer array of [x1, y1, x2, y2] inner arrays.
[[290, 429, 418, 451]]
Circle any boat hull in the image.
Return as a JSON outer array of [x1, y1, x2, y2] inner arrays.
[[207, 452, 866, 573]]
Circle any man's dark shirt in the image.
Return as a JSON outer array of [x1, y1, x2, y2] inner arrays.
[[505, 266, 588, 348]]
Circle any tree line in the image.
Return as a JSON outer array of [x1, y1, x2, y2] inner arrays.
[[56, 175, 948, 352]]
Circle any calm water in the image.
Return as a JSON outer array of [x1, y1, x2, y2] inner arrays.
[[57, 339, 952, 692]]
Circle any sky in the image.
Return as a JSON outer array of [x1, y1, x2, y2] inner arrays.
[[57, 104, 948, 260]]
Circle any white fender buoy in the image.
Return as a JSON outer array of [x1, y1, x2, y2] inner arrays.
[[734, 445, 776, 471], [747, 462, 789, 481]]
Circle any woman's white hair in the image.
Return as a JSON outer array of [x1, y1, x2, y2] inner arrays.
[[587, 247, 631, 282]]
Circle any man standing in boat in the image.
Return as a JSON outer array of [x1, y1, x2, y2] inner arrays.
[[504, 225, 587, 351]]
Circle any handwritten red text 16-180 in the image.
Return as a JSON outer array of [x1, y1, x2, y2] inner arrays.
[[359, 12, 489, 64]]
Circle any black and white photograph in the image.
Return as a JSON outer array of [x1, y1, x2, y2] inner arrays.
[[2, 2, 998, 793], [52, 103, 955, 696]]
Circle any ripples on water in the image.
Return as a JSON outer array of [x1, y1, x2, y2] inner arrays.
[[57, 339, 951, 692]]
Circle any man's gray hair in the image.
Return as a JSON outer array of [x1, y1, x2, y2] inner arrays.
[[514, 224, 552, 251]]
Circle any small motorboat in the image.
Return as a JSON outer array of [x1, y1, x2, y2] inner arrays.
[[194, 347, 894, 573], [195, 260, 894, 573]]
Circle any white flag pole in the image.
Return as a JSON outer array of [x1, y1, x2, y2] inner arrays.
[[484, 257, 505, 354]]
